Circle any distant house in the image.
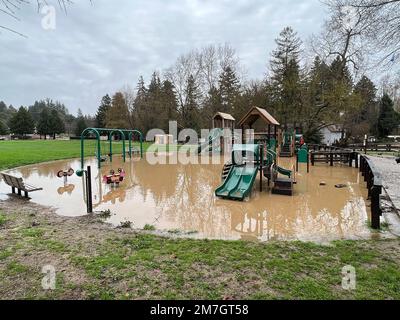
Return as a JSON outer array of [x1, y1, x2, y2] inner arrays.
[[320, 125, 344, 146]]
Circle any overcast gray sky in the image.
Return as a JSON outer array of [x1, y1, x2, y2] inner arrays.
[[0, 0, 327, 115]]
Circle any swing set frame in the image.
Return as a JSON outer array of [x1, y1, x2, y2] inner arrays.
[[80, 127, 143, 168]]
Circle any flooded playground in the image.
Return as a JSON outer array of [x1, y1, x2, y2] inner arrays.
[[0, 153, 376, 242]]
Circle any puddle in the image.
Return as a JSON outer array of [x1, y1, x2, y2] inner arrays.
[[0, 155, 380, 241]]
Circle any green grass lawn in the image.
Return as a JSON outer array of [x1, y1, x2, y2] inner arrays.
[[0, 140, 152, 170], [0, 140, 199, 170]]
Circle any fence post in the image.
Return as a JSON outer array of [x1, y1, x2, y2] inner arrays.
[[370, 185, 381, 229], [86, 166, 93, 213], [354, 152, 358, 168]]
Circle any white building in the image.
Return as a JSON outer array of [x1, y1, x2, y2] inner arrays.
[[320, 125, 344, 146]]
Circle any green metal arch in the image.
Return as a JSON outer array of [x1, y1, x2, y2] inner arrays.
[[108, 129, 126, 163], [81, 128, 101, 169], [80, 127, 144, 168], [127, 130, 143, 158]]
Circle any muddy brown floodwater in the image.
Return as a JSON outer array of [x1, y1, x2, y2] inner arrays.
[[0, 154, 382, 241]]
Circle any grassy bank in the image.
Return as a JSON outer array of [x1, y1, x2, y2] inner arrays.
[[0, 140, 200, 170], [0, 140, 151, 170], [0, 203, 399, 300]]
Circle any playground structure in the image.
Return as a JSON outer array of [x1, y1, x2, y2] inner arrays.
[[279, 129, 296, 157], [80, 128, 143, 169], [215, 143, 295, 200], [197, 112, 236, 154], [211, 107, 298, 200]]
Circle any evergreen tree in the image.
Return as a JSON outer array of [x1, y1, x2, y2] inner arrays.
[[133, 76, 148, 133], [147, 72, 163, 130], [302, 56, 332, 142], [183, 74, 201, 131], [327, 56, 356, 139], [75, 109, 88, 137], [218, 65, 240, 115], [106, 92, 130, 129], [377, 94, 400, 138], [8, 106, 35, 137], [95, 94, 112, 128], [37, 107, 51, 139], [160, 80, 179, 130], [0, 101, 17, 125], [270, 26, 303, 129], [49, 109, 65, 139], [0, 120, 8, 135], [202, 86, 223, 127], [352, 76, 378, 137]]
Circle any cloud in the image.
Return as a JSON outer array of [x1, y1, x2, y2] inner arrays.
[[0, 0, 326, 115]]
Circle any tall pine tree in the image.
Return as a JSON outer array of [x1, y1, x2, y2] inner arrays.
[[270, 26, 303, 129], [183, 74, 201, 131], [96, 94, 111, 128], [377, 94, 400, 138], [8, 107, 35, 137], [106, 92, 130, 129], [218, 65, 240, 116]]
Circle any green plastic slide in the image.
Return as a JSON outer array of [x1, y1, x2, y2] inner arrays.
[[275, 165, 292, 178], [215, 166, 258, 201]]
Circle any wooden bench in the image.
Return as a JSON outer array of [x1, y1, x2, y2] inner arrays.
[[0, 172, 43, 198]]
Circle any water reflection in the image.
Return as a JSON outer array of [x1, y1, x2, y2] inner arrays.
[[0, 155, 375, 241]]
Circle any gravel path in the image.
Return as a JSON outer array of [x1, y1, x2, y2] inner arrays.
[[367, 155, 400, 213]]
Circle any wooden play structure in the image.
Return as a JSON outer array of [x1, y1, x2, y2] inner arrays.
[[213, 107, 296, 200], [212, 112, 235, 130], [198, 112, 236, 154], [279, 130, 296, 157], [238, 107, 280, 151]]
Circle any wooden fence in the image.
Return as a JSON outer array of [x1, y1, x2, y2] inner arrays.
[[348, 143, 400, 154]]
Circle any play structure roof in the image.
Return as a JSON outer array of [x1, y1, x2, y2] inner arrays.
[[238, 107, 280, 127], [213, 112, 235, 121]]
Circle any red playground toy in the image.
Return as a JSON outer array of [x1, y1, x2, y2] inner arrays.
[[103, 168, 126, 186]]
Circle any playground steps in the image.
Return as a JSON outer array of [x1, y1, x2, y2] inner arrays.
[[263, 165, 276, 181], [279, 144, 292, 157], [272, 177, 293, 196], [221, 163, 233, 181]]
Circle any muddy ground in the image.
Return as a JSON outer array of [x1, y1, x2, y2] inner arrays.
[[1, 196, 400, 300]]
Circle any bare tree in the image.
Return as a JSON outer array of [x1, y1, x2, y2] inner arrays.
[[164, 43, 243, 111], [315, 0, 400, 72], [312, 0, 376, 74], [348, 0, 400, 65]]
